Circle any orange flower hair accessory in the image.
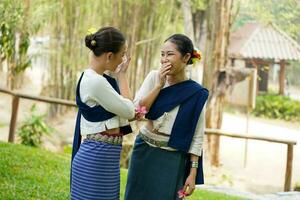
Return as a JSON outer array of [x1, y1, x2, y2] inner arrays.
[[191, 49, 202, 64]]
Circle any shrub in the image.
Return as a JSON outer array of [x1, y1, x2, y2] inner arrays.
[[252, 94, 300, 121], [18, 104, 53, 147]]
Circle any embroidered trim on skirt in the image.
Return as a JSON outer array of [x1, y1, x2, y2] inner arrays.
[[71, 140, 122, 200], [85, 132, 123, 145], [125, 135, 186, 200]]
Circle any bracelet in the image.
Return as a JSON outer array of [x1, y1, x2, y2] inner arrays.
[[190, 161, 199, 168]]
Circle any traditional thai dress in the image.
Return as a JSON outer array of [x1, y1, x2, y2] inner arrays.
[[125, 70, 208, 200], [70, 68, 134, 200]]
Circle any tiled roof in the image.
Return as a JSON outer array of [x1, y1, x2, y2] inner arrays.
[[229, 22, 300, 60]]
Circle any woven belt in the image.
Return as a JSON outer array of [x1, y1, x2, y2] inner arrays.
[[85, 132, 123, 145], [152, 129, 169, 137], [139, 133, 168, 148]]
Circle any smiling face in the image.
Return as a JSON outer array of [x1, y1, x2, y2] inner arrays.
[[160, 41, 191, 75]]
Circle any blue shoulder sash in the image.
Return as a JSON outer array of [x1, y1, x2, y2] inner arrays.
[[145, 80, 209, 184], [71, 72, 132, 161]]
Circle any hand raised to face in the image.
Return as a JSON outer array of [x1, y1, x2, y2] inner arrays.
[[115, 55, 131, 74], [157, 62, 172, 89]]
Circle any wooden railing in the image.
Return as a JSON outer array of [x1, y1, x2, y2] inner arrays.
[[0, 87, 76, 143], [0, 87, 297, 191], [205, 128, 297, 192]]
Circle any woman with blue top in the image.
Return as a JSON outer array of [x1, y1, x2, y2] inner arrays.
[[70, 27, 135, 200], [125, 34, 209, 200]]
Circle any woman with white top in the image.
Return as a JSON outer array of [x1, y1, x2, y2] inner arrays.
[[70, 27, 135, 200], [125, 34, 209, 200]]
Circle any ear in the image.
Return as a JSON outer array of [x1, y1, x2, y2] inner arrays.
[[183, 53, 191, 64], [106, 52, 113, 63]]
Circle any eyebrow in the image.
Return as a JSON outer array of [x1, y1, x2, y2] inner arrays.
[[161, 51, 175, 53]]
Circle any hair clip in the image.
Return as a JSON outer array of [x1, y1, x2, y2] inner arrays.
[[91, 40, 96, 46], [87, 27, 97, 35]]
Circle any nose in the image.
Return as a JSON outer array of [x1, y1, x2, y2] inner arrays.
[[161, 55, 168, 64]]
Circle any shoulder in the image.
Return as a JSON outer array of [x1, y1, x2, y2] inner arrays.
[[82, 69, 110, 90], [143, 69, 159, 84], [147, 70, 159, 79], [189, 80, 209, 96]]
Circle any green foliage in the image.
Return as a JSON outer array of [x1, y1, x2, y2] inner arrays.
[[0, 15, 20, 62], [252, 94, 300, 121], [62, 144, 72, 154], [234, 0, 300, 42], [191, 0, 207, 11], [0, 0, 31, 74], [0, 142, 247, 200], [0, 0, 29, 69], [0, 0, 31, 90], [0, 0, 54, 88], [18, 104, 53, 147]]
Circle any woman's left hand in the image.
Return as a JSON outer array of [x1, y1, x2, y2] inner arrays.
[[115, 56, 131, 74], [183, 174, 196, 196]]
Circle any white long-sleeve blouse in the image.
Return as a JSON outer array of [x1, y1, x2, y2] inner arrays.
[[79, 68, 135, 135], [134, 70, 205, 156]]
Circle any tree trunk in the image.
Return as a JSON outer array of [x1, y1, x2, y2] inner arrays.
[[193, 10, 207, 49], [181, 0, 195, 42], [203, 0, 234, 167]]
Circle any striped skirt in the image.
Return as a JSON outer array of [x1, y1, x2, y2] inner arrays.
[[70, 139, 122, 200], [124, 135, 186, 200]]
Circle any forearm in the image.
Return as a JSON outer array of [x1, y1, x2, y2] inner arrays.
[[117, 74, 133, 100], [138, 85, 162, 111], [189, 154, 199, 178], [183, 153, 199, 196]]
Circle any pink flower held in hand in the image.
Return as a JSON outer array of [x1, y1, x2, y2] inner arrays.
[[177, 189, 187, 199], [135, 105, 147, 115]]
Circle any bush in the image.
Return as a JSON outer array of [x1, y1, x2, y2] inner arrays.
[[18, 104, 53, 147], [252, 94, 300, 121]]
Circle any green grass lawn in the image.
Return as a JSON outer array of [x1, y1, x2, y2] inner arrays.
[[0, 142, 247, 200]]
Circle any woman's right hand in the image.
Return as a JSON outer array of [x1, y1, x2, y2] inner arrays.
[[115, 56, 131, 75], [157, 62, 172, 89]]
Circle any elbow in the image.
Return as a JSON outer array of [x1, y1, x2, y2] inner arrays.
[[120, 103, 135, 119], [127, 107, 135, 119], [130, 111, 135, 119]]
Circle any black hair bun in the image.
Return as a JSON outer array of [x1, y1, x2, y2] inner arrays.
[[85, 34, 95, 50], [84, 27, 125, 57]]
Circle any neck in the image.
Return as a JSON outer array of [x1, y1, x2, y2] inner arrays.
[[90, 55, 105, 75], [167, 69, 188, 85]]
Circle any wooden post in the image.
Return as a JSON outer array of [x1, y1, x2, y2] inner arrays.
[[279, 60, 286, 95], [8, 95, 20, 143], [210, 134, 220, 167], [284, 144, 294, 191]]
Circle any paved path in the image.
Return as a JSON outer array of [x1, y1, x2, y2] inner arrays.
[[199, 185, 300, 200], [204, 112, 300, 194]]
